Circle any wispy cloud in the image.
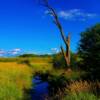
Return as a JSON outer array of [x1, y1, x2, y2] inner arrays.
[[0, 49, 5, 57], [51, 48, 59, 53], [0, 48, 22, 56], [9, 48, 21, 55], [0, 49, 5, 54], [58, 9, 99, 21], [13, 48, 21, 52]]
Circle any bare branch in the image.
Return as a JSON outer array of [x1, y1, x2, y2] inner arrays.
[[42, 0, 67, 45], [41, 0, 71, 68]]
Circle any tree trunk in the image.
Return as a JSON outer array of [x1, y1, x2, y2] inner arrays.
[[61, 33, 70, 68], [42, 0, 71, 68]]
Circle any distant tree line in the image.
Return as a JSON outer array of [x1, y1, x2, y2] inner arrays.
[[19, 54, 51, 57]]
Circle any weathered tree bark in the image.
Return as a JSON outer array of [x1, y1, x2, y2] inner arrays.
[[42, 0, 71, 68], [61, 33, 70, 68]]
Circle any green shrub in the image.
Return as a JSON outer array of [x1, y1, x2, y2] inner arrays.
[[52, 52, 79, 69], [79, 24, 100, 79], [64, 92, 99, 100], [52, 53, 67, 69]]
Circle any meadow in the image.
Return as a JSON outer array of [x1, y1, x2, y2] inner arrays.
[[0, 57, 53, 100], [0, 62, 32, 100], [0, 55, 100, 100]]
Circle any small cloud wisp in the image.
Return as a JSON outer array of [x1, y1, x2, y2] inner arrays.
[[58, 9, 99, 21]]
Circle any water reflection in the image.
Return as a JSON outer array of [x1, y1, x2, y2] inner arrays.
[[31, 76, 49, 100]]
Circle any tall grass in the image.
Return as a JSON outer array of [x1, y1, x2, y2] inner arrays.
[[0, 62, 33, 100], [64, 80, 100, 100], [66, 80, 100, 94], [64, 92, 98, 100], [0, 57, 53, 100]]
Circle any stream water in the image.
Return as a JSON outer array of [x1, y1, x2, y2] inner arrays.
[[31, 76, 49, 100]]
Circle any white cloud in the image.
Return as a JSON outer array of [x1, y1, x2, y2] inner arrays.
[[13, 48, 21, 52], [0, 48, 22, 56], [51, 48, 59, 53], [58, 11, 73, 19], [0, 50, 5, 54], [8, 48, 21, 55], [0, 50, 5, 57], [10, 51, 18, 55], [58, 9, 99, 21]]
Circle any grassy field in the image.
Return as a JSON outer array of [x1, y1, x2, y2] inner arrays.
[[0, 57, 88, 100], [0, 57, 53, 100], [0, 57, 99, 100], [0, 62, 33, 100]]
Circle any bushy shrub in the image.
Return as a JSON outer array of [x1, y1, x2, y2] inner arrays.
[[18, 59, 31, 66], [79, 24, 100, 79], [52, 53, 66, 69], [52, 52, 79, 69]]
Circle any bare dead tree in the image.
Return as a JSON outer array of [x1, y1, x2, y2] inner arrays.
[[42, 0, 71, 68]]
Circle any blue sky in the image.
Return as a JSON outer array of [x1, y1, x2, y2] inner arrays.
[[0, 0, 100, 55]]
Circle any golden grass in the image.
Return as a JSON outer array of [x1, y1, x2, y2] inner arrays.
[[0, 62, 33, 100], [31, 62, 53, 74], [0, 57, 53, 99], [66, 80, 100, 94]]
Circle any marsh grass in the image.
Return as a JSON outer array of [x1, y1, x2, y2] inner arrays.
[[63, 80, 100, 100], [0, 57, 52, 100], [64, 92, 99, 100], [46, 80, 100, 100], [0, 62, 33, 100], [0, 57, 99, 100], [66, 80, 100, 94]]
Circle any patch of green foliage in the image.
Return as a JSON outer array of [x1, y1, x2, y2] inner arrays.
[[52, 52, 80, 70], [52, 53, 66, 69], [79, 23, 100, 79], [64, 92, 99, 100]]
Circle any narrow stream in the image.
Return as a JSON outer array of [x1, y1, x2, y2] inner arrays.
[[31, 76, 49, 100]]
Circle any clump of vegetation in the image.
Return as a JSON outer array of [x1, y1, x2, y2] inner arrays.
[[46, 80, 100, 100], [66, 80, 100, 95], [64, 92, 98, 100], [0, 62, 33, 100], [52, 52, 79, 70], [63, 80, 100, 100], [18, 59, 31, 66], [52, 53, 66, 69], [79, 24, 100, 79]]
